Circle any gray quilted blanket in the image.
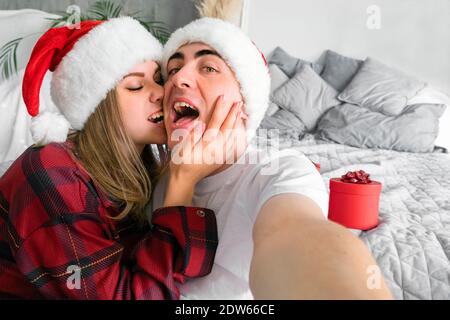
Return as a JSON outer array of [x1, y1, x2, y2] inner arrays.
[[269, 133, 450, 300]]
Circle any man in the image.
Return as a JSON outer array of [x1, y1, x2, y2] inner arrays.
[[151, 17, 393, 299]]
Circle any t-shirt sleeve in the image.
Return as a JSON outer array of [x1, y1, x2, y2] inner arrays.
[[253, 151, 329, 221]]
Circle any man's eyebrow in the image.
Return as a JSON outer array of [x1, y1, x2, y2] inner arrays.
[[167, 49, 222, 64], [123, 72, 145, 79], [168, 52, 184, 63], [195, 49, 222, 59]]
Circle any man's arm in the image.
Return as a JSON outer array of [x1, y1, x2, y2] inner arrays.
[[249, 193, 393, 299]]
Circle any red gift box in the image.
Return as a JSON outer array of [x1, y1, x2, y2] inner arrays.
[[328, 176, 382, 230]]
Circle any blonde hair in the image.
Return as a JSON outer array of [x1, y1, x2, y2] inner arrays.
[[68, 89, 163, 223], [196, 0, 243, 22]]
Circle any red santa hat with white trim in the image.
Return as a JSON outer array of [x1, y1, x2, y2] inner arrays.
[[23, 17, 163, 145], [162, 17, 271, 143]]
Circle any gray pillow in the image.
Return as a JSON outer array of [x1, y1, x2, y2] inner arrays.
[[316, 103, 446, 153], [260, 109, 307, 140], [272, 64, 341, 131], [268, 64, 289, 94], [265, 64, 288, 117], [320, 50, 363, 92], [338, 57, 427, 116], [269, 46, 323, 77], [265, 101, 280, 118]]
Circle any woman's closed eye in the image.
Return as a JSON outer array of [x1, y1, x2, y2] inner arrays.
[[127, 86, 143, 91]]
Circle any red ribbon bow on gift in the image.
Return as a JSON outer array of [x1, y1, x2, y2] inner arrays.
[[341, 170, 372, 184]]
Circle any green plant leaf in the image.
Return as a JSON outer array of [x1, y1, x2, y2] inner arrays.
[[0, 37, 23, 80], [0, 0, 171, 80], [45, 9, 90, 28], [139, 20, 171, 44], [87, 0, 123, 20]]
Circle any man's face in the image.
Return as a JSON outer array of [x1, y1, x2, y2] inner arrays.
[[163, 42, 243, 149]]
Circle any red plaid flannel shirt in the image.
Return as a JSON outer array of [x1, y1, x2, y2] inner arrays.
[[0, 143, 218, 299]]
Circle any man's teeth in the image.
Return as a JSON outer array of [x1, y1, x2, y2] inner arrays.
[[174, 101, 197, 113]]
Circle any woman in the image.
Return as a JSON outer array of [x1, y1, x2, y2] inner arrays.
[[0, 18, 244, 299]]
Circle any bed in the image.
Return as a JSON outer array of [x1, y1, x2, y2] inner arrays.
[[269, 133, 450, 299], [2, 123, 449, 300], [1, 9, 449, 300], [261, 47, 450, 299]]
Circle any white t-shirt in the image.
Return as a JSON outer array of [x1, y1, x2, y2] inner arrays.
[[151, 144, 329, 299]]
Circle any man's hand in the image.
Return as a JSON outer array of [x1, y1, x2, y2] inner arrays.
[[250, 193, 393, 300], [163, 96, 247, 207]]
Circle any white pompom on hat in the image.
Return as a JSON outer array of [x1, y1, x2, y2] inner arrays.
[[162, 17, 271, 143], [23, 17, 163, 145]]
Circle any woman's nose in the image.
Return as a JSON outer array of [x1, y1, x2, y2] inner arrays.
[[149, 83, 164, 104]]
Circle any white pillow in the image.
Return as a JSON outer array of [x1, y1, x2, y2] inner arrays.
[[0, 69, 56, 163], [0, 9, 59, 163], [0, 9, 59, 74], [408, 86, 450, 151]]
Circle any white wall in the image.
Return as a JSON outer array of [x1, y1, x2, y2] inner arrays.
[[247, 0, 450, 95]]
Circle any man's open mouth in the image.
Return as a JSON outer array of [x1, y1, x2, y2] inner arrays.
[[148, 110, 164, 124], [173, 102, 200, 123]]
